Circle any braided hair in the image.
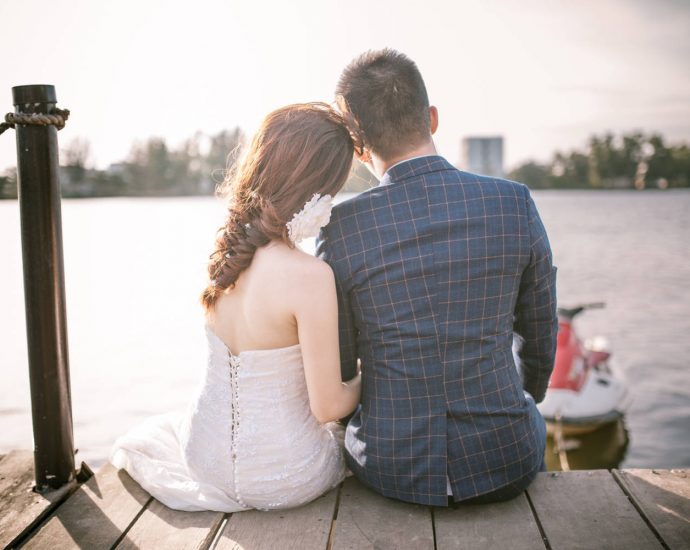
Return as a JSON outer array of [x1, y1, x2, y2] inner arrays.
[[201, 103, 354, 311]]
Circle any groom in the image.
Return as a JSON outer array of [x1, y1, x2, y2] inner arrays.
[[316, 49, 558, 506]]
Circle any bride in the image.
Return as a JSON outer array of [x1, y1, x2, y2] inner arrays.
[[111, 103, 362, 512]]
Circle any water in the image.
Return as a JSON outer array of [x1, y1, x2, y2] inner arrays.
[[1, 190, 689, 468]]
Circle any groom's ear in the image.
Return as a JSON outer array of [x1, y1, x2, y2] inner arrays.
[[429, 106, 439, 135]]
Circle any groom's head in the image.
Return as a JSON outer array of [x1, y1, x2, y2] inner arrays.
[[336, 49, 437, 164]]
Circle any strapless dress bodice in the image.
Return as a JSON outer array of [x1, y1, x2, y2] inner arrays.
[[111, 325, 346, 512]]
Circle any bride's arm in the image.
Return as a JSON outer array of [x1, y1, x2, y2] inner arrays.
[[294, 260, 361, 423]]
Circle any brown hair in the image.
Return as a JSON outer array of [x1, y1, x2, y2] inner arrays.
[[336, 49, 430, 161], [201, 103, 354, 311]]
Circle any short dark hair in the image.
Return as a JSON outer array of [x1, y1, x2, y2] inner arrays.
[[336, 49, 430, 161]]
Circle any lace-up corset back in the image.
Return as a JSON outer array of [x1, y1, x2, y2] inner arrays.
[[174, 325, 345, 511]]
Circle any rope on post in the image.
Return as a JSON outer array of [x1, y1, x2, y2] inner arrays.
[[0, 108, 70, 135]]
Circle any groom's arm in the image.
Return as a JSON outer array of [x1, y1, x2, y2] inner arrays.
[[514, 187, 558, 403], [316, 230, 359, 382]]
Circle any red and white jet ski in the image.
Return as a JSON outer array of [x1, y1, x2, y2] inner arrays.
[[537, 303, 631, 436]]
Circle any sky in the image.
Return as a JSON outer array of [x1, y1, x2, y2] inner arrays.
[[1, 0, 689, 173]]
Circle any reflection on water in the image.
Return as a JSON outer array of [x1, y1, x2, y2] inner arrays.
[[545, 419, 630, 471]]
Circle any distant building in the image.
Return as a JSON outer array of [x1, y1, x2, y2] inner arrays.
[[460, 137, 504, 178], [107, 162, 129, 176]]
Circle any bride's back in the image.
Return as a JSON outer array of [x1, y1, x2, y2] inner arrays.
[[208, 242, 317, 355]]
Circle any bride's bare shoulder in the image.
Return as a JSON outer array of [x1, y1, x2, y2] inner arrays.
[[256, 243, 334, 291]]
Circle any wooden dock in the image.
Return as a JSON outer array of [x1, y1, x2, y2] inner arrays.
[[1, 450, 688, 549]]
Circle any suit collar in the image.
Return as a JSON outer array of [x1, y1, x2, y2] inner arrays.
[[378, 155, 456, 186]]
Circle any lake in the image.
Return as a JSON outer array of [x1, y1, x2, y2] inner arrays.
[[1, 190, 689, 468]]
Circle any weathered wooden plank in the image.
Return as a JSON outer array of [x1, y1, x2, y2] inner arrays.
[[24, 463, 150, 549], [434, 493, 546, 550], [0, 450, 76, 549], [527, 470, 662, 549], [115, 499, 224, 550], [215, 487, 339, 550], [613, 469, 690, 550], [331, 477, 434, 550]]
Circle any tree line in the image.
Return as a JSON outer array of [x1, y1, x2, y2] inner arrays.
[[0, 128, 244, 199], [0, 127, 376, 199], [508, 132, 690, 190], [1, 130, 687, 199]]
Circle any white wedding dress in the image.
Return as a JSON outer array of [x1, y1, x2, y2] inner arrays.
[[111, 325, 347, 512]]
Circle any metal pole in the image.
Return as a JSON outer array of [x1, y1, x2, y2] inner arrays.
[[13, 84, 75, 491]]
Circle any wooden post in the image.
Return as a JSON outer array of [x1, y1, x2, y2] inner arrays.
[[13, 84, 75, 491]]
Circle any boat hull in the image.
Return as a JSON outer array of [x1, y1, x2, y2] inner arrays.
[[544, 411, 624, 436], [538, 369, 630, 436]]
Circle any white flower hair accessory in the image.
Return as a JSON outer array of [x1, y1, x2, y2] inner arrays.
[[286, 193, 334, 244]]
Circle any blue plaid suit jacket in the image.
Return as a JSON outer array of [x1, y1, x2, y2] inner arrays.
[[316, 155, 557, 506]]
